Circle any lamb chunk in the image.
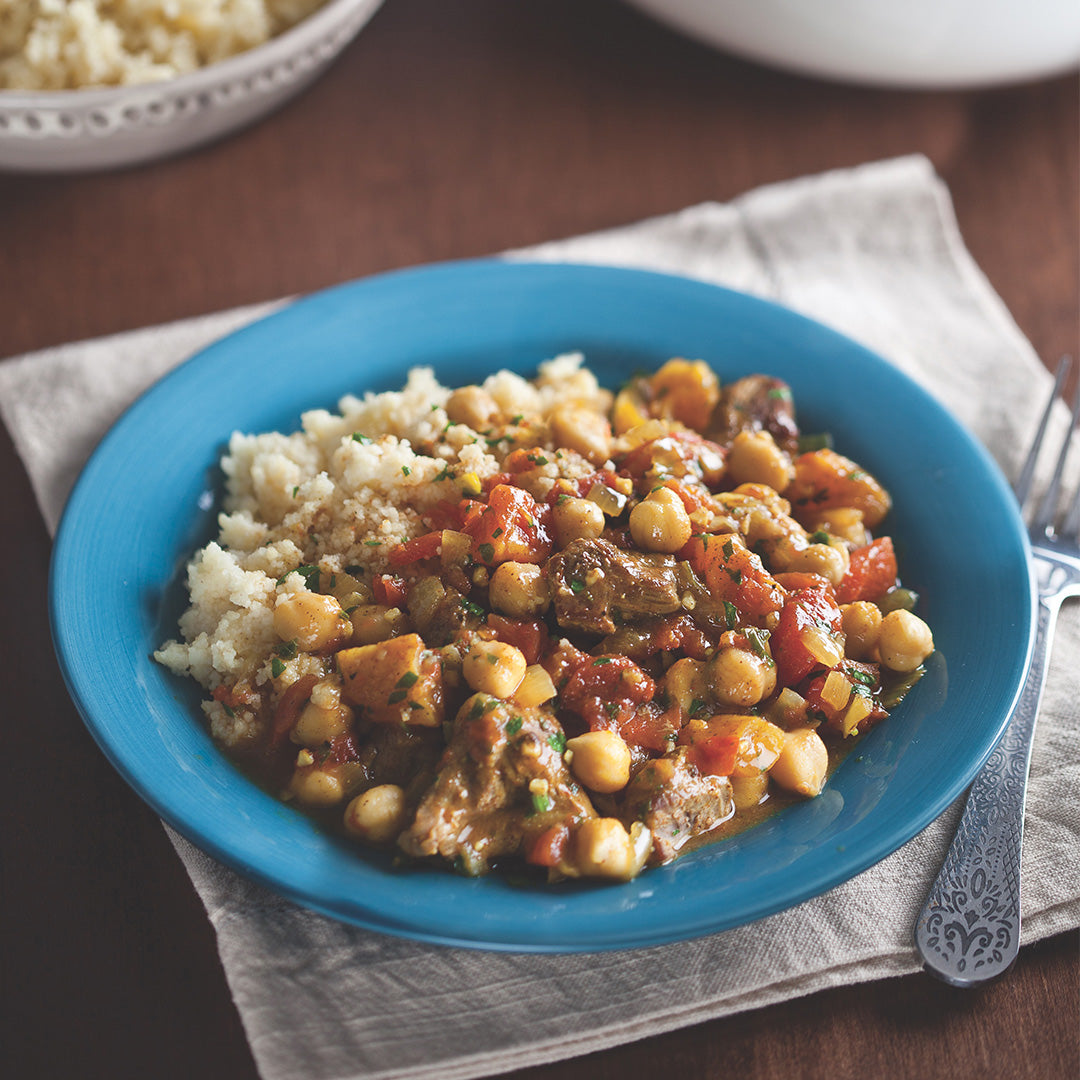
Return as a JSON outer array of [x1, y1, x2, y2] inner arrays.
[[623, 748, 733, 862], [548, 538, 681, 636], [709, 375, 800, 454], [398, 695, 595, 874]]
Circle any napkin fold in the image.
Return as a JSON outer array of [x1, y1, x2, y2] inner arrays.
[[3, 156, 1078, 1080]]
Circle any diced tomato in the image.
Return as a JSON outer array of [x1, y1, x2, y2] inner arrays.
[[425, 499, 470, 531], [619, 433, 726, 488], [678, 715, 786, 777], [836, 536, 898, 604], [680, 533, 786, 619], [771, 584, 843, 686], [462, 483, 553, 566], [684, 729, 739, 777], [525, 824, 570, 868], [322, 731, 363, 765], [620, 702, 680, 753], [269, 674, 317, 747], [650, 614, 714, 661], [560, 654, 656, 730], [502, 448, 553, 473], [388, 531, 443, 567], [482, 472, 513, 493], [372, 573, 408, 607], [486, 614, 549, 666]]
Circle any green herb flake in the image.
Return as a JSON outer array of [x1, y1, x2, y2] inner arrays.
[[768, 386, 792, 401], [478, 542, 495, 563], [462, 598, 485, 619], [492, 527, 504, 538], [848, 669, 875, 687], [291, 485, 300, 498], [547, 732, 566, 753], [722, 539, 735, 559], [689, 698, 707, 717], [510, 414, 524, 425], [364, 539, 381, 547], [569, 578, 585, 594], [809, 530, 831, 545], [434, 466, 456, 482], [605, 701, 619, 718], [351, 432, 372, 444], [723, 600, 738, 629], [396, 671, 420, 689], [744, 626, 772, 661], [401, 465, 412, 476], [727, 567, 743, 585], [387, 689, 408, 704], [506, 715, 523, 735], [530, 791, 553, 814], [274, 639, 299, 660], [591, 657, 613, 666], [271, 657, 286, 678], [849, 469, 867, 481]]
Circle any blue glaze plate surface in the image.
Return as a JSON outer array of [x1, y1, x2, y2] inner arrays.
[[50, 261, 1034, 951]]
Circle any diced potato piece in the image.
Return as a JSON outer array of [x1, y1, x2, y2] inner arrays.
[[787, 449, 891, 528], [646, 358, 720, 431], [770, 728, 828, 796], [337, 633, 443, 726]]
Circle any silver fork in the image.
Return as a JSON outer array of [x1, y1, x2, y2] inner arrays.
[[915, 356, 1080, 987]]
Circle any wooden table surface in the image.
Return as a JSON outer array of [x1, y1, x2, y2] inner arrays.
[[2, 2, 1077, 1077]]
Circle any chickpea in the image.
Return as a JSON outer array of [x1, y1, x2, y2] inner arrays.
[[730, 770, 769, 811], [709, 646, 776, 707], [785, 541, 850, 586], [770, 728, 828, 797], [552, 496, 606, 548], [727, 430, 794, 492], [445, 385, 500, 429], [811, 507, 869, 547], [274, 591, 350, 652], [489, 561, 550, 618], [629, 487, 692, 553], [344, 784, 408, 843], [289, 767, 345, 807], [877, 609, 934, 672], [350, 603, 410, 645], [293, 699, 353, 747], [565, 730, 632, 793], [573, 818, 641, 880], [841, 601, 883, 660], [549, 404, 612, 465], [462, 639, 528, 698]]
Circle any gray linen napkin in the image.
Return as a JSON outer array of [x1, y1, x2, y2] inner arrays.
[[2, 156, 1077, 1080]]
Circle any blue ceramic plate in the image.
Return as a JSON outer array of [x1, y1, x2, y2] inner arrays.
[[50, 261, 1034, 951]]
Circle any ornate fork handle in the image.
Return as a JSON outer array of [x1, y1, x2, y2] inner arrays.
[[914, 564, 1065, 986]]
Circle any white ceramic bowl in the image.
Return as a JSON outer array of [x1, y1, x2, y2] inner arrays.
[[623, 0, 1080, 88], [0, 0, 383, 172]]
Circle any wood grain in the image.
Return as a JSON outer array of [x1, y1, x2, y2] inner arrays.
[[1, 2, 1077, 1078]]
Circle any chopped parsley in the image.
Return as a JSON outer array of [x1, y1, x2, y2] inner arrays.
[[569, 578, 585, 594], [396, 671, 419, 689], [387, 689, 408, 704], [547, 732, 566, 753], [271, 657, 286, 678], [744, 626, 772, 662], [591, 657, 613, 666], [723, 600, 738, 629], [351, 432, 372, 444], [401, 465, 412, 476], [462, 598, 485, 618], [274, 639, 299, 660], [506, 715, 523, 735], [478, 543, 495, 563], [809, 530, 831, 545], [530, 791, 553, 814]]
